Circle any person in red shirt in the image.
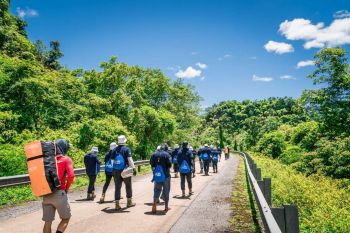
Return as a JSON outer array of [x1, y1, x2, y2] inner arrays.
[[43, 139, 75, 233]]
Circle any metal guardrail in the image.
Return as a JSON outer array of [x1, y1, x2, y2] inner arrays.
[[0, 160, 149, 189], [239, 152, 300, 233]]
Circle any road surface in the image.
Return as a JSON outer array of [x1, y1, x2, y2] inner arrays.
[[0, 156, 239, 233]]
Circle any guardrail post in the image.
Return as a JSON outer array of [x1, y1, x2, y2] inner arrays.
[[272, 205, 300, 233], [264, 178, 272, 206], [272, 207, 286, 233], [284, 204, 300, 233], [138, 165, 141, 173], [251, 163, 257, 178], [256, 168, 262, 180]]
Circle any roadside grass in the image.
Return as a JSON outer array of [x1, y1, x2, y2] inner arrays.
[[230, 154, 261, 233], [0, 165, 152, 208], [251, 152, 350, 233]]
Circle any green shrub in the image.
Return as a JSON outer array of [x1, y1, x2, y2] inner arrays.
[[291, 121, 320, 151], [0, 144, 27, 176], [280, 145, 304, 165], [256, 131, 286, 158]]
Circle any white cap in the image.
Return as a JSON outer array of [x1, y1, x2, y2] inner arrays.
[[204, 144, 209, 147], [157, 145, 161, 150], [118, 135, 127, 145], [91, 146, 99, 153], [174, 144, 179, 149], [110, 142, 117, 150]]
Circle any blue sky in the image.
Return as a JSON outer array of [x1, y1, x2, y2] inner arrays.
[[11, 0, 350, 107]]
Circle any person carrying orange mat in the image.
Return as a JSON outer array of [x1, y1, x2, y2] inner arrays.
[[42, 139, 75, 233]]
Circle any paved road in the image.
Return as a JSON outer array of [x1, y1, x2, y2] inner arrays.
[[169, 155, 239, 233], [0, 156, 238, 233]]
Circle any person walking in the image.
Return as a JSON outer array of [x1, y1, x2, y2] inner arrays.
[[150, 144, 172, 213], [227, 146, 231, 159], [189, 146, 196, 178], [212, 147, 220, 173], [224, 146, 229, 160], [112, 135, 137, 210], [198, 146, 204, 174], [84, 146, 101, 200], [200, 144, 211, 176], [171, 144, 180, 178], [42, 139, 74, 233], [99, 142, 117, 203], [177, 141, 194, 197]]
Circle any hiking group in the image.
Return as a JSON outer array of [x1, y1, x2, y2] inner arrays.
[[32, 136, 228, 233]]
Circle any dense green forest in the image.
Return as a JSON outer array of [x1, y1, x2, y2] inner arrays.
[[0, 0, 202, 176], [204, 48, 350, 180]]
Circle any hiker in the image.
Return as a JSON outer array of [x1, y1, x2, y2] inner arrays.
[[177, 141, 194, 197], [99, 142, 117, 203], [212, 147, 220, 173], [227, 146, 230, 159], [112, 135, 137, 210], [189, 146, 196, 178], [200, 144, 211, 176], [218, 147, 222, 160], [84, 146, 101, 200], [198, 146, 204, 173], [171, 144, 180, 178], [42, 139, 74, 233], [150, 144, 172, 213], [224, 146, 229, 160]]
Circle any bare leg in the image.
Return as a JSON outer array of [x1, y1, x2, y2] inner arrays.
[[43, 221, 52, 233], [57, 218, 70, 232]]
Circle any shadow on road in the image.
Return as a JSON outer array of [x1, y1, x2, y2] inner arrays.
[[74, 198, 93, 202], [101, 207, 130, 214], [144, 202, 165, 206], [98, 200, 115, 204], [173, 195, 191, 200], [144, 211, 166, 216]]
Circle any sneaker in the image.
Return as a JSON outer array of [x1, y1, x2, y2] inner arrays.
[[164, 207, 171, 212]]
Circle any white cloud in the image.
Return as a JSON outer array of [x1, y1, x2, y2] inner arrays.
[[196, 62, 207, 69], [279, 17, 350, 49], [218, 54, 232, 61], [264, 40, 294, 54], [334, 10, 350, 19], [280, 75, 296, 80], [252, 74, 273, 82], [16, 7, 38, 18], [175, 66, 202, 79], [296, 60, 314, 68]]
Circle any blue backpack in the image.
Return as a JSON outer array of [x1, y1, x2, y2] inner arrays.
[[96, 162, 101, 174], [179, 160, 191, 174], [105, 159, 113, 173], [201, 152, 209, 161], [173, 155, 178, 164], [213, 155, 218, 162], [153, 164, 166, 183], [113, 153, 125, 171]]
